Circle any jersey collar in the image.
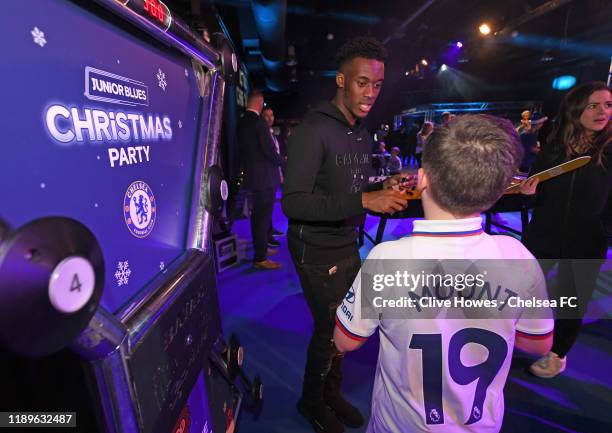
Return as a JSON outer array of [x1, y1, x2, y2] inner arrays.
[[411, 217, 484, 237]]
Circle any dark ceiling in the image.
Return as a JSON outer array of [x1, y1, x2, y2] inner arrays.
[[166, 0, 612, 127]]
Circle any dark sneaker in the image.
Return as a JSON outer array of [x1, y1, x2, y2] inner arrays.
[[268, 238, 280, 248], [297, 399, 344, 433], [271, 227, 284, 237], [324, 393, 364, 428]]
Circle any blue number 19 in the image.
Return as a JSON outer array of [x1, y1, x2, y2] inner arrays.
[[409, 328, 508, 425]]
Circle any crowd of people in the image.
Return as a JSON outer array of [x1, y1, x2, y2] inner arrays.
[[235, 36, 611, 433]]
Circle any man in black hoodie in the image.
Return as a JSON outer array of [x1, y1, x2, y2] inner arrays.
[[282, 37, 409, 433]]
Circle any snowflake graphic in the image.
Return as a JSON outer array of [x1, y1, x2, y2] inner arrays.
[[31, 27, 47, 47], [157, 68, 167, 91], [114, 261, 132, 286], [160, 261, 165, 270], [178, 120, 183, 129]]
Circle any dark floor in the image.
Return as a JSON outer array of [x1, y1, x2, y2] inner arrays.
[[217, 194, 612, 433]]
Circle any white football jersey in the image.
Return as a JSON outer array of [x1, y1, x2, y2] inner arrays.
[[336, 218, 553, 433]]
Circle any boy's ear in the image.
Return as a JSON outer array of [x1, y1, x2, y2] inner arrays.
[[417, 168, 428, 191], [336, 72, 345, 89]]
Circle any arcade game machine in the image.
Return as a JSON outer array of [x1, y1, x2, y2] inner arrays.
[[0, 1, 261, 432]]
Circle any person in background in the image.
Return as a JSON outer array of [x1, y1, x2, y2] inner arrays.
[[262, 106, 285, 243], [387, 124, 408, 166], [375, 123, 389, 143], [416, 121, 434, 167], [388, 146, 402, 175], [282, 36, 409, 433], [335, 114, 552, 433], [440, 111, 454, 126], [522, 81, 612, 378], [519, 112, 548, 173], [516, 109, 532, 134], [373, 141, 390, 175], [237, 90, 286, 270], [405, 122, 420, 166]]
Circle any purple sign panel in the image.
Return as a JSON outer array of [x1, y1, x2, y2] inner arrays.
[[0, 0, 206, 312]]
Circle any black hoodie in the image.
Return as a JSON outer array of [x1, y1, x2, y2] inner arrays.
[[282, 101, 382, 264]]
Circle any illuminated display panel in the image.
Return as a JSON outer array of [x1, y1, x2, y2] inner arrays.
[[143, 0, 168, 25], [1, 0, 205, 313], [118, 0, 172, 31]]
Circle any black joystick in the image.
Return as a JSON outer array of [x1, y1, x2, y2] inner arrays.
[[0, 217, 104, 357], [226, 333, 244, 381]]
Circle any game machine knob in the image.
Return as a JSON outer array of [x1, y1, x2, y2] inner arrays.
[[211, 32, 238, 86], [209, 334, 264, 421], [250, 374, 264, 411], [221, 333, 244, 381], [206, 164, 229, 218], [0, 217, 104, 357]]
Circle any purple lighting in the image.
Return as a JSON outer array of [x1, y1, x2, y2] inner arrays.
[[456, 41, 463, 48]]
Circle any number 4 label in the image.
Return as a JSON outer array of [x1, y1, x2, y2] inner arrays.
[[71, 274, 82, 292], [48, 256, 96, 314]]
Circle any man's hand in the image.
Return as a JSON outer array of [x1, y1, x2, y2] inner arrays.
[[519, 177, 539, 195], [362, 189, 409, 214], [383, 174, 417, 191]]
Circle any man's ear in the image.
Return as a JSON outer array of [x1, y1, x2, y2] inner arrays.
[[417, 167, 428, 191], [336, 72, 345, 89]]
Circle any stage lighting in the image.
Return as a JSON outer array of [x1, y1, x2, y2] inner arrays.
[[552, 75, 576, 90], [479, 23, 491, 35], [456, 41, 463, 48], [440, 64, 448, 71], [421, 59, 428, 66]]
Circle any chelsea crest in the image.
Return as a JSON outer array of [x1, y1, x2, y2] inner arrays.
[[124, 180, 156, 238]]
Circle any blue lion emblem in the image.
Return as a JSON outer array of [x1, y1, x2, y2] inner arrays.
[[133, 194, 149, 225], [124, 180, 156, 238]]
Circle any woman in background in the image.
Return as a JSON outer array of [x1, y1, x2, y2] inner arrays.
[[522, 81, 612, 378]]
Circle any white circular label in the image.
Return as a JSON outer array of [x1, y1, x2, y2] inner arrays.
[[220, 179, 229, 201], [237, 346, 244, 367], [48, 256, 96, 314], [231, 52, 238, 73]]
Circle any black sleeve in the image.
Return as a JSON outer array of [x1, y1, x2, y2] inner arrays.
[[257, 118, 286, 170], [282, 122, 364, 221]]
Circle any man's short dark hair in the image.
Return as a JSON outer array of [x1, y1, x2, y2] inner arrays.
[[422, 114, 523, 216], [262, 106, 273, 112], [335, 36, 387, 69]]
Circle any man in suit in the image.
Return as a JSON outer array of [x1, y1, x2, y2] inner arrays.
[[262, 106, 285, 244], [238, 90, 286, 270]]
